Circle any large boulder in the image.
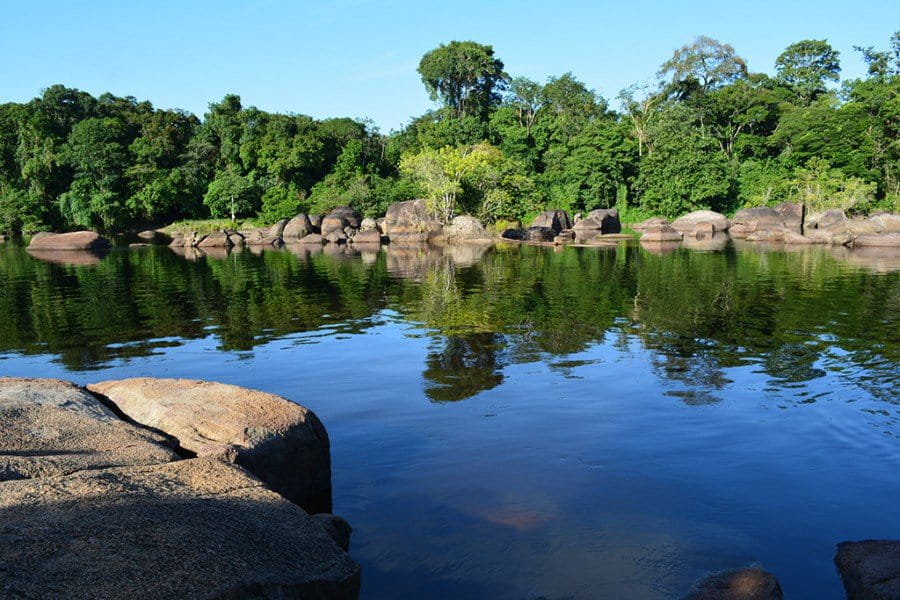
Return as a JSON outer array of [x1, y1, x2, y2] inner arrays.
[[640, 224, 683, 242], [267, 218, 289, 239], [351, 229, 381, 244], [283, 214, 313, 240], [88, 378, 333, 514], [806, 209, 847, 230], [328, 206, 362, 229], [774, 202, 805, 231], [835, 540, 900, 600], [444, 215, 491, 241], [382, 199, 443, 243], [27, 231, 111, 251], [321, 215, 350, 236], [671, 210, 730, 234], [0, 378, 178, 481], [586, 208, 622, 234], [730, 207, 786, 238], [0, 458, 361, 599], [501, 228, 526, 241], [680, 568, 783, 600], [531, 210, 572, 234], [196, 231, 233, 248]]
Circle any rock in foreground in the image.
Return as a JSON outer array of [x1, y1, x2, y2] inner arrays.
[[681, 568, 783, 600], [835, 540, 900, 600], [0, 377, 179, 481], [88, 378, 333, 513], [0, 458, 361, 600], [27, 231, 111, 251]]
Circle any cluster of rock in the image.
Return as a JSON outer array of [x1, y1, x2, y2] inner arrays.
[[635, 205, 900, 249], [678, 542, 900, 600], [500, 208, 625, 244], [0, 376, 360, 599]]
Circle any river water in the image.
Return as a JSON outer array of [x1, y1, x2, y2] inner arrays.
[[1, 239, 898, 599]]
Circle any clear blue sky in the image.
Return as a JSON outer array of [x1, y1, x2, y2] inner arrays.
[[3, 0, 898, 131]]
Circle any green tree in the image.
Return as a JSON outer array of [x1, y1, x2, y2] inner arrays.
[[658, 36, 748, 97], [418, 41, 506, 119], [775, 39, 841, 105]]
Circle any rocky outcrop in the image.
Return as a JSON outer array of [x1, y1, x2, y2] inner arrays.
[[835, 540, 900, 600], [351, 229, 381, 244], [313, 513, 354, 552], [382, 199, 443, 243], [322, 215, 350, 236], [0, 458, 361, 599], [730, 207, 787, 238], [531, 210, 572, 234], [640, 223, 683, 242], [325, 230, 349, 244], [283, 214, 313, 240], [360, 217, 378, 231], [88, 378, 333, 514], [27, 231, 111, 251], [869, 213, 900, 233], [671, 210, 730, 234], [268, 218, 289, 238], [328, 206, 362, 229], [853, 232, 900, 247], [1, 378, 179, 481], [806, 209, 847, 230], [444, 215, 491, 241], [196, 231, 234, 248], [681, 568, 783, 600]]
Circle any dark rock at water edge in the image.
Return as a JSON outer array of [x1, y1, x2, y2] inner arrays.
[[681, 567, 783, 600], [835, 540, 900, 600]]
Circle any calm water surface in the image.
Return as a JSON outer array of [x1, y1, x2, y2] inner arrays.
[[1, 240, 898, 599]]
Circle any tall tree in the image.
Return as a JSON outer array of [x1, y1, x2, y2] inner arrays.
[[658, 36, 748, 97], [418, 41, 506, 119], [775, 39, 841, 105]]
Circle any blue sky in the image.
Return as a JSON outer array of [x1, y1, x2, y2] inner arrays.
[[2, 0, 898, 131]]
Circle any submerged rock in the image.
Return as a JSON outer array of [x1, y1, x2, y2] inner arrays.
[[88, 378, 333, 514], [27, 231, 111, 251], [681, 567, 783, 600], [835, 540, 900, 600], [0, 377, 178, 481], [501, 228, 526, 241], [0, 458, 361, 599]]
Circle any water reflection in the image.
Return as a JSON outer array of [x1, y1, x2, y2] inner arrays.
[[0, 241, 897, 406]]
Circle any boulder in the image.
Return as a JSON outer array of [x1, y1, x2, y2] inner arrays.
[[0, 458, 361, 599], [283, 214, 313, 240], [27, 231, 111, 251], [730, 207, 786, 237], [88, 378, 333, 514], [774, 202, 805, 231], [586, 208, 622, 234], [690, 222, 716, 237], [681, 568, 783, 600], [444, 215, 491, 241], [343, 226, 357, 238], [309, 214, 323, 230], [137, 230, 158, 240], [531, 210, 572, 234], [351, 229, 381, 244], [671, 210, 730, 234], [0, 378, 179, 481], [835, 540, 900, 600], [852, 232, 900, 247], [501, 228, 526, 241], [807, 209, 847, 230], [325, 230, 348, 244], [640, 224, 683, 242], [327, 206, 362, 229], [360, 217, 378, 231], [267, 218, 289, 239], [196, 231, 233, 248], [632, 217, 669, 232], [299, 233, 325, 245], [382, 199, 443, 243], [321, 215, 350, 236], [313, 513, 353, 552], [869, 213, 900, 233], [525, 226, 555, 242]]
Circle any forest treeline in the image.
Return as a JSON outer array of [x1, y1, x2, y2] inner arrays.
[[1, 33, 898, 234]]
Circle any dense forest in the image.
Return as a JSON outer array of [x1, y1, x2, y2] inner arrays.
[[1, 33, 898, 234]]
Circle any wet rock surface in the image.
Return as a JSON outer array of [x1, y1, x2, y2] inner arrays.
[[835, 540, 900, 600], [681, 568, 783, 600]]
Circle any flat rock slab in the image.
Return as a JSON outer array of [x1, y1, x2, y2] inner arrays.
[[681, 568, 783, 600], [88, 378, 332, 513], [0, 458, 360, 599], [0, 378, 179, 481], [835, 540, 900, 599]]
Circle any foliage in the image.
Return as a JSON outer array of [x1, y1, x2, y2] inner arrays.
[[775, 39, 841, 104], [418, 41, 506, 119]]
